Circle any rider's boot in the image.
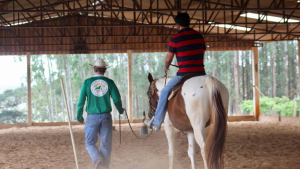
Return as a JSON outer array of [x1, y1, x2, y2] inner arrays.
[[144, 117, 161, 131]]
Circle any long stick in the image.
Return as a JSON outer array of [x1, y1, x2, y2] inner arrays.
[[119, 114, 121, 145], [60, 78, 79, 169]]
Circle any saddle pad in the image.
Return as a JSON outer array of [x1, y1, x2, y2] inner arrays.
[[168, 73, 206, 100]]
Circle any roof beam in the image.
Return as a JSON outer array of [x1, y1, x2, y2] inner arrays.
[[0, 32, 296, 39], [0, 0, 13, 10], [0, 41, 257, 47], [0, 22, 298, 28], [1, 7, 300, 13]]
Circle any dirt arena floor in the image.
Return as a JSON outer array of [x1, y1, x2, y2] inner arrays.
[[0, 121, 300, 169]]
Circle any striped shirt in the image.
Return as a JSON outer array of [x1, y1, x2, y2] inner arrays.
[[169, 28, 206, 76]]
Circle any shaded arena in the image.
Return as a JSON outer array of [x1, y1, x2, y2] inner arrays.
[[1, 122, 300, 169]]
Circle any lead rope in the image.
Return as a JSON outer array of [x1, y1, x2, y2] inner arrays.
[[165, 72, 168, 87], [119, 109, 153, 145], [119, 71, 169, 144]]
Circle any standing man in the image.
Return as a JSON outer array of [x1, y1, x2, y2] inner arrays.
[[77, 59, 123, 169], [144, 13, 206, 131]]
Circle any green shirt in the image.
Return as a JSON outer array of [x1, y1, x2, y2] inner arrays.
[[77, 76, 123, 122]]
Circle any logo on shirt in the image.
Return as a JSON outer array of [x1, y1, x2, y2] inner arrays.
[[91, 80, 108, 97]]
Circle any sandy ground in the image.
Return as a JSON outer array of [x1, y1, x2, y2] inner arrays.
[[0, 121, 300, 169]]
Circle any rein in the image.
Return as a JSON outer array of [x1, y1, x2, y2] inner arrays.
[[147, 80, 158, 118], [147, 72, 169, 118], [119, 108, 153, 145], [164, 72, 168, 87]]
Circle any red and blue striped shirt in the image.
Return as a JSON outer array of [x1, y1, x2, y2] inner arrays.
[[169, 28, 206, 76]]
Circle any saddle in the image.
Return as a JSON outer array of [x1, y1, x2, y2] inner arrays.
[[167, 73, 210, 132]]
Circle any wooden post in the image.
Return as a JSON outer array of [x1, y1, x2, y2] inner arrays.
[[127, 50, 133, 122], [252, 47, 260, 121], [27, 52, 32, 126], [298, 40, 300, 118]]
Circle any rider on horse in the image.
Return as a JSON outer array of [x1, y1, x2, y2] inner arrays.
[[144, 13, 207, 131]]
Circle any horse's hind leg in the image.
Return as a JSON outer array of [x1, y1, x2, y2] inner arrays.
[[187, 133, 196, 169], [193, 125, 208, 169], [164, 114, 175, 169]]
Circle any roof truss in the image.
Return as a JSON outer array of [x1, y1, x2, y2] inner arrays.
[[0, 0, 299, 53]]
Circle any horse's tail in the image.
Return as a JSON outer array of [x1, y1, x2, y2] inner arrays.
[[205, 76, 227, 169]]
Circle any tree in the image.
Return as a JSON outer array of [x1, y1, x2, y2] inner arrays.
[[47, 56, 55, 122], [0, 89, 27, 124], [233, 51, 240, 114], [284, 41, 289, 96], [271, 44, 277, 97]]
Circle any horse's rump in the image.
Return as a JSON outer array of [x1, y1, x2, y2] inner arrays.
[[167, 77, 211, 132]]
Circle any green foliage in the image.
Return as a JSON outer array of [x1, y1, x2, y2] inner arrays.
[[0, 110, 26, 124], [240, 97, 299, 116], [240, 100, 253, 114], [273, 97, 298, 116], [260, 97, 277, 114], [0, 88, 27, 124]]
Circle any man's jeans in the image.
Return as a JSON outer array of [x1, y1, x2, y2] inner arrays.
[[84, 113, 112, 169], [153, 75, 182, 126]]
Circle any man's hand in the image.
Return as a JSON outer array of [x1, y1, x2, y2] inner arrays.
[[78, 120, 84, 124], [122, 108, 126, 114]]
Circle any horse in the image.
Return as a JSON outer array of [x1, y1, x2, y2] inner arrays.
[[147, 73, 229, 169]]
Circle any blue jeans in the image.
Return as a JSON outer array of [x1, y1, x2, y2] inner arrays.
[[153, 75, 182, 126], [84, 113, 112, 169]]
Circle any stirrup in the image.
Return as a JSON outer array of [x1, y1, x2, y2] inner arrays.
[[144, 116, 155, 128]]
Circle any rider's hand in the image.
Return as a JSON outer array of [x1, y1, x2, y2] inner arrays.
[[78, 119, 84, 124]]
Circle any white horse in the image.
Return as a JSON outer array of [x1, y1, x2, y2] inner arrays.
[[147, 73, 229, 169]]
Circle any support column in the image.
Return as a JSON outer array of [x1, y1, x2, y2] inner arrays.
[[252, 47, 260, 121], [127, 50, 133, 122], [27, 52, 32, 126], [298, 40, 300, 118]]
